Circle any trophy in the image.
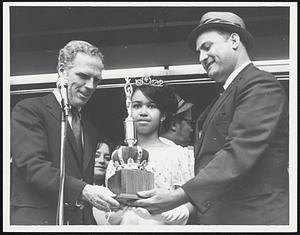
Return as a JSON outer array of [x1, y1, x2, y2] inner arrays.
[[107, 77, 154, 202]]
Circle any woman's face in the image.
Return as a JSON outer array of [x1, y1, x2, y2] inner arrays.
[[131, 89, 163, 136], [94, 142, 111, 182]]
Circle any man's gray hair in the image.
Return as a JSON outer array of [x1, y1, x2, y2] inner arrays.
[[57, 40, 104, 71]]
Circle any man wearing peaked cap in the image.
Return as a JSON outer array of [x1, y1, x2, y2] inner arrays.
[[133, 11, 289, 225], [159, 94, 197, 224], [160, 94, 194, 148]]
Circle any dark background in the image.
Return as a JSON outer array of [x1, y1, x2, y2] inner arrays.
[[10, 6, 290, 145]]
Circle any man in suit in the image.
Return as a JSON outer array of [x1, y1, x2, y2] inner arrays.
[[160, 94, 194, 148], [10, 40, 120, 225], [132, 12, 289, 225]]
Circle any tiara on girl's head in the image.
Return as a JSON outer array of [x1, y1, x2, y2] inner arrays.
[[135, 75, 164, 87]]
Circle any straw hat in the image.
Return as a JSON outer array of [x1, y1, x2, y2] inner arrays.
[[187, 11, 254, 50]]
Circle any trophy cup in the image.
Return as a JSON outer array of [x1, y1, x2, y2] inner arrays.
[[107, 77, 154, 202]]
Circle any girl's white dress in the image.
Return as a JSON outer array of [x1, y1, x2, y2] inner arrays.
[[94, 144, 194, 225]]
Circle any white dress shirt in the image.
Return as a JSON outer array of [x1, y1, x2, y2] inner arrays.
[[53, 88, 84, 145], [223, 61, 251, 90]]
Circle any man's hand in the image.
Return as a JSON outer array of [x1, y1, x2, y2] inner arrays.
[[128, 187, 189, 214], [81, 184, 120, 211]]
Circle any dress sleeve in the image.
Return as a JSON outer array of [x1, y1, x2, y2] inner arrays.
[[171, 146, 195, 188]]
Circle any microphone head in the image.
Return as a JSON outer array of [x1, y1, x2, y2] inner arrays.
[[56, 78, 69, 88]]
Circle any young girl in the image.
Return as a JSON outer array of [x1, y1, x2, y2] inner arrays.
[[94, 139, 114, 186], [105, 76, 194, 225], [92, 139, 115, 225]]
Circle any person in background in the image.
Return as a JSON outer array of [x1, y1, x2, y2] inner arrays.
[[105, 76, 194, 225], [132, 11, 289, 225], [94, 139, 114, 186], [92, 139, 116, 225], [159, 94, 196, 224], [160, 94, 194, 148], [159, 94, 195, 186], [10, 40, 119, 225]]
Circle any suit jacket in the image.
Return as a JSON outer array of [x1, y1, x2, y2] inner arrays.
[[182, 63, 289, 225], [10, 93, 99, 225]]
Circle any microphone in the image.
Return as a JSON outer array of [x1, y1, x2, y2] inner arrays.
[[56, 78, 70, 116]]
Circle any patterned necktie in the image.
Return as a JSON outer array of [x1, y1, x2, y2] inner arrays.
[[71, 107, 83, 155]]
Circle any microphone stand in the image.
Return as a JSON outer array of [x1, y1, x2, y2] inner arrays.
[[56, 93, 70, 225]]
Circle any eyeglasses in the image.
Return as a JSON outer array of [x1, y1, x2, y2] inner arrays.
[[179, 118, 195, 126]]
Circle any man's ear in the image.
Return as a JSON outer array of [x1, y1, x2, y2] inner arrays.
[[230, 33, 240, 50], [58, 63, 66, 78]]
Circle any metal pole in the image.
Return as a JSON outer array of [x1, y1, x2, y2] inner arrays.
[[56, 107, 69, 225]]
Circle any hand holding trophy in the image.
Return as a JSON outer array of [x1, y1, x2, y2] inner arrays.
[[107, 77, 154, 203]]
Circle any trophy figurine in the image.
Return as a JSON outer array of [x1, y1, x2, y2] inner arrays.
[[107, 77, 154, 201]]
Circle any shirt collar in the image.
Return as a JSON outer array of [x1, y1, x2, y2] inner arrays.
[[53, 88, 62, 104], [53, 88, 81, 113], [223, 61, 251, 90]]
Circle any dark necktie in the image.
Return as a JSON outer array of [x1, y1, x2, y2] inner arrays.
[[71, 107, 83, 155], [218, 83, 225, 96]]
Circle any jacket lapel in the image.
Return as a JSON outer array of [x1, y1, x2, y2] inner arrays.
[[45, 93, 61, 122], [202, 85, 235, 133], [203, 63, 253, 129], [195, 63, 254, 159], [45, 93, 82, 167], [194, 99, 218, 156]]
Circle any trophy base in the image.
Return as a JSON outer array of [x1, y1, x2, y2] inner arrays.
[[108, 168, 154, 203], [115, 194, 147, 205], [115, 193, 141, 204]]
